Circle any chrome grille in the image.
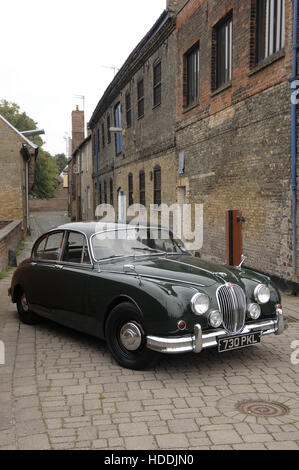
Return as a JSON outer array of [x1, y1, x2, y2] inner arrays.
[[216, 284, 246, 334]]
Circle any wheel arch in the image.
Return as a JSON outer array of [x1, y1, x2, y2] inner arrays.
[[12, 284, 23, 303], [103, 295, 143, 334]]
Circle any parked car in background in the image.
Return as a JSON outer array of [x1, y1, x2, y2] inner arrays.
[[9, 222, 286, 370]]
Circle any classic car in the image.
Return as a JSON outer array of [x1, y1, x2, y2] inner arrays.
[[9, 222, 286, 370]]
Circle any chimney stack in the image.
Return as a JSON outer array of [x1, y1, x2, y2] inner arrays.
[[71, 107, 85, 153]]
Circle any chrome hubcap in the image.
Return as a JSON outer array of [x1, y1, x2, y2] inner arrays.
[[21, 293, 29, 312], [119, 323, 142, 351]]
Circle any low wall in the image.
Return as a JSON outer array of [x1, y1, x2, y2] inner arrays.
[[0, 220, 23, 273], [29, 184, 68, 212]]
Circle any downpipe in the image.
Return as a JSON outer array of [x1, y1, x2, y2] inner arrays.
[[291, 0, 299, 274]]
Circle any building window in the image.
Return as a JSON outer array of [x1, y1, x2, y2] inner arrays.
[[153, 61, 162, 107], [126, 92, 132, 128], [184, 43, 200, 107], [104, 180, 107, 204], [139, 170, 146, 206], [107, 114, 111, 144], [114, 103, 122, 155], [101, 123, 105, 148], [213, 13, 233, 90], [128, 173, 134, 206], [137, 79, 144, 119], [255, 0, 285, 65], [154, 166, 161, 206], [99, 182, 102, 205], [110, 178, 113, 205]]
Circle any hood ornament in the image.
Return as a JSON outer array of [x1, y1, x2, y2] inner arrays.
[[237, 254, 247, 270]]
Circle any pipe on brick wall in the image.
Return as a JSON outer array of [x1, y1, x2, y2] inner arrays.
[[291, 0, 299, 274]]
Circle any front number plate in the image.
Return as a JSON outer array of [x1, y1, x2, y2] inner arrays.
[[218, 332, 261, 353]]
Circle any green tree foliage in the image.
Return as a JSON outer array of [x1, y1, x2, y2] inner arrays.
[[54, 153, 68, 173], [0, 99, 59, 199], [0, 99, 43, 147], [31, 150, 59, 199]]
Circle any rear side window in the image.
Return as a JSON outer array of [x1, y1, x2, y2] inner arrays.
[[62, 232, 91, 265], [33, 232, 65, 261]]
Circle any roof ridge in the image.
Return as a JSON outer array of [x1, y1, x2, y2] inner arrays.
[[0, 113, 38, 150]]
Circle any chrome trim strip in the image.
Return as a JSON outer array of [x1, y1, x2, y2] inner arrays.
[[146, 314, 284, 354]]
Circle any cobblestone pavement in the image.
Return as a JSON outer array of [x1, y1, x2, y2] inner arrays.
[[0, 212, 298, 450]]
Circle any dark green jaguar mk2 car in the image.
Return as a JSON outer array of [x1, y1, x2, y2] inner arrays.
[[9, 222, 286, 370]]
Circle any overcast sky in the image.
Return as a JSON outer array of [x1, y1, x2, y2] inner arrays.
[[1, 0, 166, 156]]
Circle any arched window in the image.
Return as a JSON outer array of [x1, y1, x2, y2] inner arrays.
[[154, 166, 161, 206], [128, 173, 133, 206], [139, 170, 146, 206], [110, 178, 113, 206], [104, 180, 107, 204]]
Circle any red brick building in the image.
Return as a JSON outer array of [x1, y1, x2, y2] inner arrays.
[[175, 0, 297, 287]]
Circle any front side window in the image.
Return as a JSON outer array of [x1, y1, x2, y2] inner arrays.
[[215, 14, 233, 89], [185, 44, 200, 106], [33, 231, 65, 261], [153, 61, 162, 107], [62, 232, 91, 265], [137, 79, 144, 119], [255, 0, 285, 64]]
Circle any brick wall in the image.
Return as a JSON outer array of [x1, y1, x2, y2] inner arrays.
[[29, 182, 68, 212], [0, 118, 27, 230], [175, 0, 296, 282], [0, 220, 23, 273]]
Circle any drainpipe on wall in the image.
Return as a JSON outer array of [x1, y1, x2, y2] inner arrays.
[[291, 0, 299, 274]]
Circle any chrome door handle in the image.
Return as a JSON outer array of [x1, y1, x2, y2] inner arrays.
[[55, 265, 63, 270]]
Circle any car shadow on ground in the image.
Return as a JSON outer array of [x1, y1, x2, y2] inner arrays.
[[14, 310, 279, 375]]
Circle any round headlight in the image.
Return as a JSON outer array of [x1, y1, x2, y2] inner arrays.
[[254, 284, 270, 304], [248, 303, 261, 320], [209, 310, 223, 329], [191, 293, 210, 315]]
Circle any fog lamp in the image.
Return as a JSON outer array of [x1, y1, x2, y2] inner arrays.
[[209, 310, 222, 329], [248, 303, 261, 320]]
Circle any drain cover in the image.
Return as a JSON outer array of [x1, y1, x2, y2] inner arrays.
[[237, 400, 289, 417]]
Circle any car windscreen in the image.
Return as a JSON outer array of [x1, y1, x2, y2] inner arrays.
[[91, 228, 187, 261]]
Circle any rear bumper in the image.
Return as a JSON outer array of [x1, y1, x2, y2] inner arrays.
[[146, 308, 287, 354]]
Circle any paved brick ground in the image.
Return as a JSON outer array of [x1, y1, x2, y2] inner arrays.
[[0, 212, 298, 450]]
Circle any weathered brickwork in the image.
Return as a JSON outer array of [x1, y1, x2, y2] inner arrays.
[[89, 9, 178, 221], [0, 116, 36, 232], [175, 0, 297, 283], [0, 220, 22, 273]]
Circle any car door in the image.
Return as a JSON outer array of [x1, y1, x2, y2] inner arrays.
[[28, 230, 66, 318], [55, 230, 95, 334]]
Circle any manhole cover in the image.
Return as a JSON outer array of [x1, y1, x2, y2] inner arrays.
[[237, 400, 289, 417]]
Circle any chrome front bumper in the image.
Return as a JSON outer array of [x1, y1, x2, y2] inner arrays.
[[146, 308, 287, 354]]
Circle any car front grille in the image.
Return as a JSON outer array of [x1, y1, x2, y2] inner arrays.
[[216, 284, 246, 334]]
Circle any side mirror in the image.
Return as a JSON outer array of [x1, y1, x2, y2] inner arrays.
[[123, 264, 136, 273], [237, 254, 247, 270]]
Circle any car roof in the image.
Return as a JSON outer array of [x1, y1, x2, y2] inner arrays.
[[56, 221, 169, 238]]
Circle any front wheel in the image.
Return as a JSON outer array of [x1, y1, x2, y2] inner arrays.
[[17, 290, 40, 325], [105, 302, 160, 370]]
